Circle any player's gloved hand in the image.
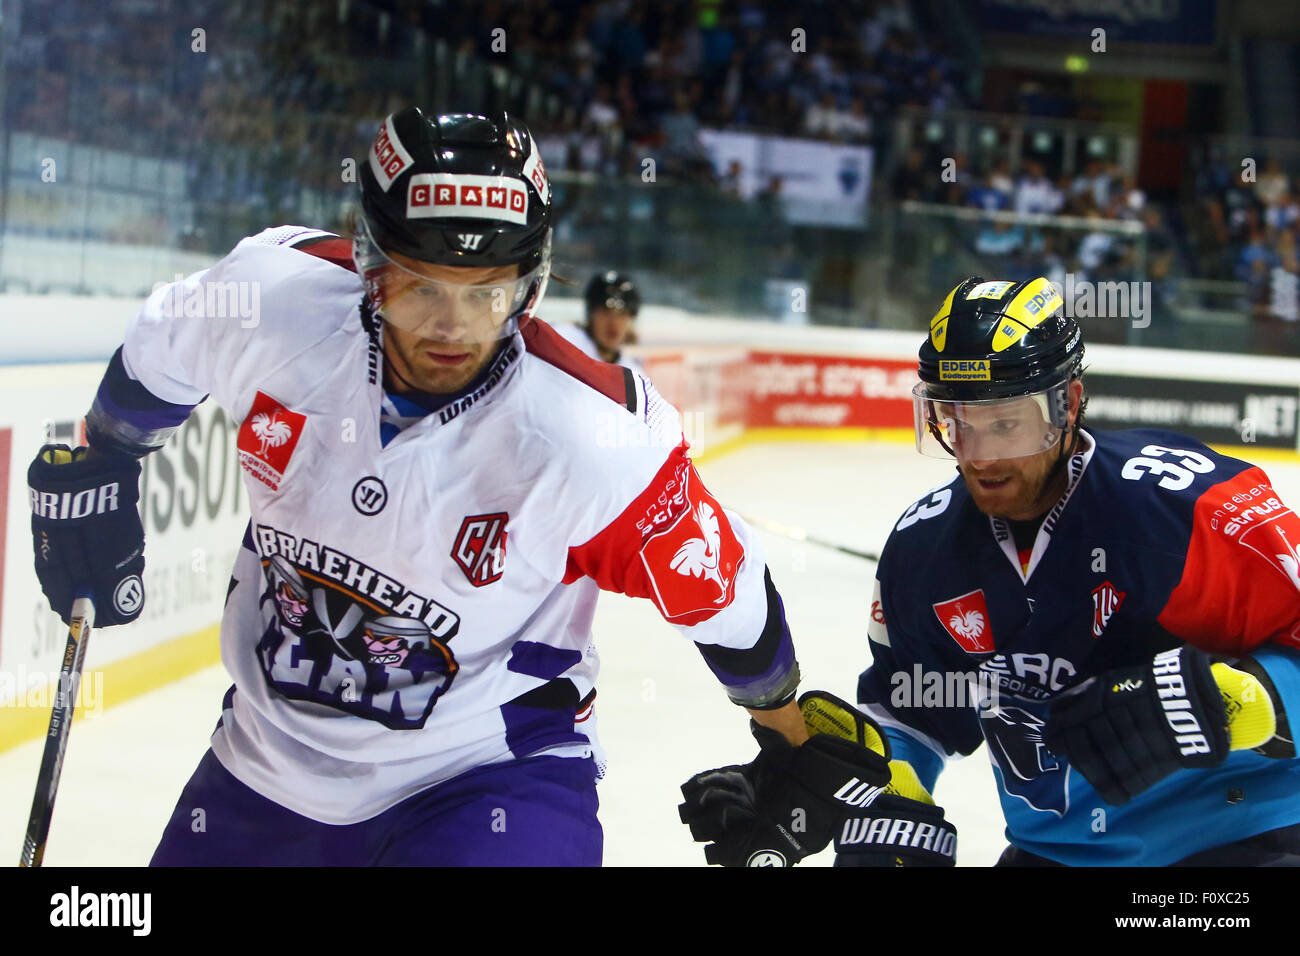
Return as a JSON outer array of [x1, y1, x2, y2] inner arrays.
[[833, 758, 957, 866], [1044, 645, 1243, 806], [28, 444, 145, 627], [678, 690, 892, 867]]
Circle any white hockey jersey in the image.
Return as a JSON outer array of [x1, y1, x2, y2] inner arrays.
[[104, 226, 792, 824]]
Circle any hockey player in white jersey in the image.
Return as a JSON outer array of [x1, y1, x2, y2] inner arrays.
[[26, 108, 888, 866], [555, 271, 645, 377]]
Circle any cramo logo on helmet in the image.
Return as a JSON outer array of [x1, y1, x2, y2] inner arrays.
[[369, 115, 414, 192], [406, 174, 529, 224], [939, 359, 991, 381]]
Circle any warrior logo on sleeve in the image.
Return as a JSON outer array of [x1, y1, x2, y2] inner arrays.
[[253, 524, 460, 729]]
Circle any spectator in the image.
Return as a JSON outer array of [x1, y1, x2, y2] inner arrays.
[[1071, 159, 1112, 211], [1014, 160, 1064, 215], [1265, 191, 1300, 232], [974, 218, 1024, 258], [988, 159, 1015, 204], [966, 171, 1012, 212], [1258, 158, 1290, 208], [805, 93, 841, 140]]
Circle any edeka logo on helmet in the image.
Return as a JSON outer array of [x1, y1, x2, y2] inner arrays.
[[353, 108, 553, 394], [913, 276, 1087, 521]]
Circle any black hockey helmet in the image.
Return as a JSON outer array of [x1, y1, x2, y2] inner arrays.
[[355, 108, 552, 333], [914, 276, 1084, 460], [585, 271, 641, 320]]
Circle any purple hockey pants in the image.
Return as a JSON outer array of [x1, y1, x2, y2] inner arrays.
[[151, 749, 602, 866]]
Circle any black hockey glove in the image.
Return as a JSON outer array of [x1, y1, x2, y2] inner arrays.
[[678, 691, 892, 867], [1044, 645, 1230, 806], [833, 758, 957, 867], [29, 444, 145, 627]]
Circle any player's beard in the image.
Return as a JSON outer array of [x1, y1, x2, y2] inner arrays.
[[958, 446, 1069, 521], [382, 325, 497, 395]]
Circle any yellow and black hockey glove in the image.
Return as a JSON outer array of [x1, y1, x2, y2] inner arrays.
[[1044, 645, 1281, 806], [800, 692, 957, 867], [678, 691, 892, 867]]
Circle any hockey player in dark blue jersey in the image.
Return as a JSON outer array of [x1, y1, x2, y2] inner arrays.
[[833, 275, 1300, 867]]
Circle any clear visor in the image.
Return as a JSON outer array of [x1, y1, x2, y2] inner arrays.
[[912, 380, 1070, 461], [353, 218, 543, 342]]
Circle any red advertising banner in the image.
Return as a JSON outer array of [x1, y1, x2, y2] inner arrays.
[[745, 352, 917, 429]]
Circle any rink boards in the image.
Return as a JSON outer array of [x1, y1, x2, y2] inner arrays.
[[1, 294, 1299, 754]]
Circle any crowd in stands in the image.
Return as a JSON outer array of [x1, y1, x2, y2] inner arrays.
[[891, 150, 1177, 324], [890, 141, 1300, 330], [3, 0, 1297, 339], [452, 0, 963, 179], [1192, 150, 1300, 323], [6, 0, 962, 240]]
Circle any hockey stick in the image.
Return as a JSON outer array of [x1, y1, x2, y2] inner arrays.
[[738, 513, 880, 564], [20, 593, 95, 868]]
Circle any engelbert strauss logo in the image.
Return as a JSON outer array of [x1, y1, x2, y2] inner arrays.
[[237, 391, 306, 491]]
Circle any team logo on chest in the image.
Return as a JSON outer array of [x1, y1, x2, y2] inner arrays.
[[932, 589, 995, 653], [453, 512, 508, 587], [254, 525, 461, 730], [237, 391, 306, 491], [1091, 580, 1126, 638]]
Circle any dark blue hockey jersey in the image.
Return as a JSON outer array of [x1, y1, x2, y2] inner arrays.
[[858, 428, 1300, 866]]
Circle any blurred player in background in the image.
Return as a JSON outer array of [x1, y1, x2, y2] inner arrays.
[[555, 271, 644, 376], [827, 276, 1300, 866], [26, 107, 887, 866]]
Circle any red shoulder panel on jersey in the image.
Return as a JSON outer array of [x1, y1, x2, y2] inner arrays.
[[1158, 466, 1300, 652], [290, 234, 357, 273], [564, 441, 745, 626], [520, 318, 637, 413]]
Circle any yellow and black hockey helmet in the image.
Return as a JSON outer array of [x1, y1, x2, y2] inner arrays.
[[919, 276, 1082, 401], [914, 277, 1084, 460]]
